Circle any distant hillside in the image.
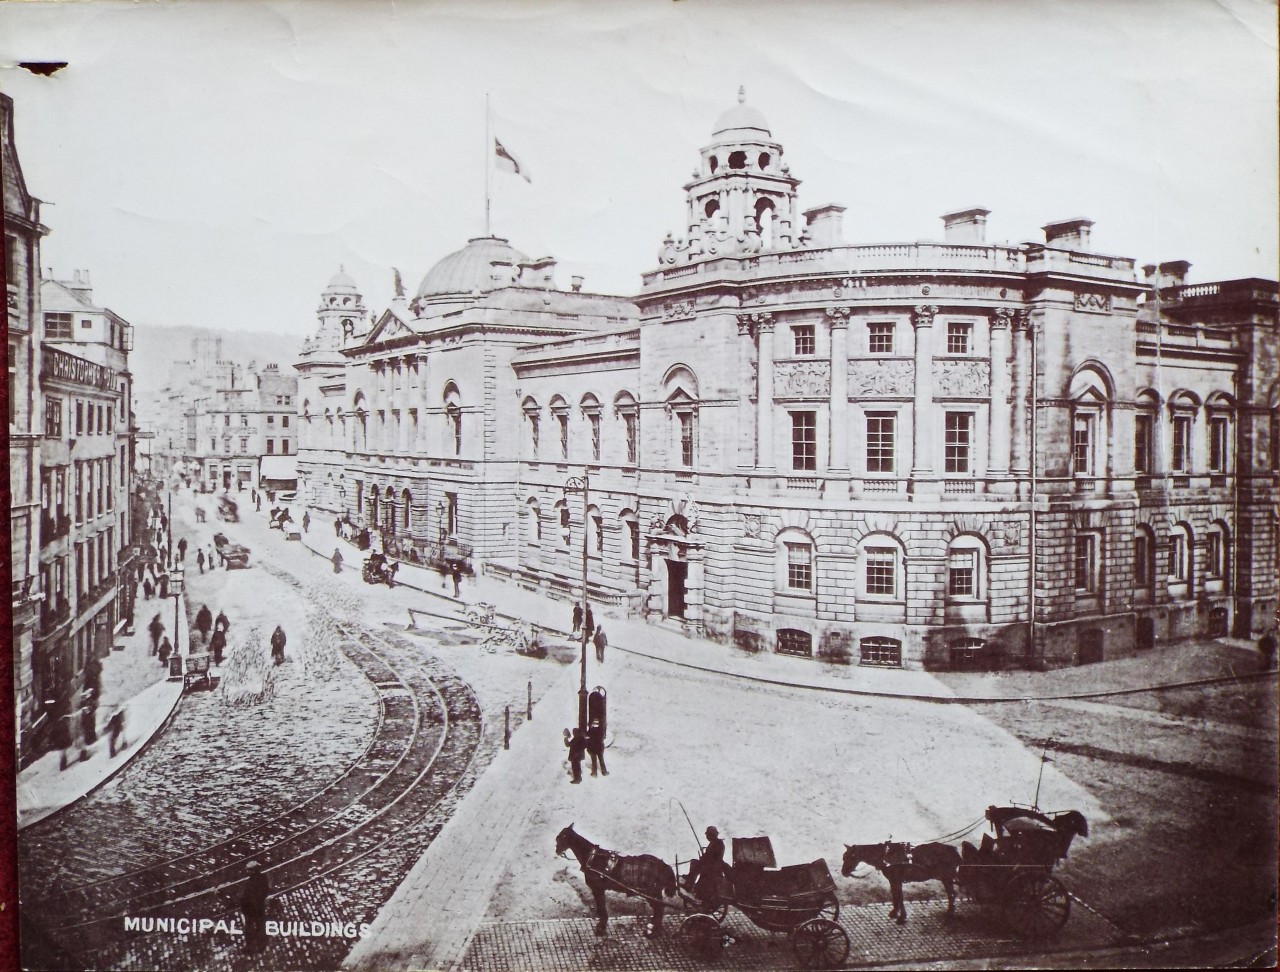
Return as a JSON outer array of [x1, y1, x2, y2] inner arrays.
[[129, 324, 304, 394]]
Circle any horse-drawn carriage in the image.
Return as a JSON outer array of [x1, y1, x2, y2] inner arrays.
[[183, 653, 214, 692], [678, 836, 849, 968], [362, 552, 398, 587], [955, 805, 1086, 940]]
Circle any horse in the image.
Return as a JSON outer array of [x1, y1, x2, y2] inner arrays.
[[966, 807, 1088, 866], [555, 824, 677, 937], [841, 841, 961, 925]]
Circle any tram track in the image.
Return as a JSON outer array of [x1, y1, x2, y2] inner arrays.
[[23, 562, 485, 967]]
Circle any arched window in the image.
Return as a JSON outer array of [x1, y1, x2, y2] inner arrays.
[[1206, 520, 1229, 587], [1068, 366, 1112, 482], [776, 527, 815, 594], [550, 395, 570, 460], [1168, 391, 1201, 474], [1205, 393, 1234, 475], [776, 629, 813, 657], [522, 397, 541, 457], [946, 535, 988, 602], [587, 504, 603, 555], [402, 488, 412, 531], [619, 508, 640, 561], [614, 392, 639, 465], [859, 637, 902, 668], [351, 392, 368, 452], [1168, 522, 1193, 597], [368, 484, 380, 524], [1134, 524, 1156, 591], [444, 383, 463, 456], [704, 198, 720, 219], [580, 394, 602, 463], [1134, 389, 1159, 475], [663, 365, 700, 470], [860, 534, 904, 601], [754, 197, 776, 248], [948, 637, 987, 671], [525, 497, 542, 544], [554, 499, 570, 548]]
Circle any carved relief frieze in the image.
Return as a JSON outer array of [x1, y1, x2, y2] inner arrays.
[[742, 513, 763, 539], [1074, 292, 1112, 314], [775, 361, 831, 397], [848, 359, 914, 397], [935, 360, 991, 398], [663, 299, 697, 321]]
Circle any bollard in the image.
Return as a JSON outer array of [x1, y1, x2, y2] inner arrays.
[[527, 680, 533, 720]]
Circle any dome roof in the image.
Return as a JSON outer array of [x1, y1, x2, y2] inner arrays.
[[323, 267, 360, 294], [416, 236, 528, 300], [712, 86, 770, 138]]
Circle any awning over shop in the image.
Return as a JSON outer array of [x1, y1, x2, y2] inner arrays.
[[258, 456, 298, 484]]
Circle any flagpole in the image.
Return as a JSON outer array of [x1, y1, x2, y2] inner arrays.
[[484, 93, 492, 237]]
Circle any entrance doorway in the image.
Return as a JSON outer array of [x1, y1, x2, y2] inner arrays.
[[222, 470, 232, 489], [666, 560, 687, 619]]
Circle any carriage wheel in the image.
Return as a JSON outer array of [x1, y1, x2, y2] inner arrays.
[[1002, 872, 1071, 939], [791, 918, 849, 969], [817, 893, 840, 923], [680, 914, 724, 962]]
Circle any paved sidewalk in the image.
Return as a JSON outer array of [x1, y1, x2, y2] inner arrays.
[[292, 508, 1276, 706], [16, 584, 190, 830]]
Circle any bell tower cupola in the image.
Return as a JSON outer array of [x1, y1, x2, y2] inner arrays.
[[313, 266, 367, 351], [659, 88, 801, 266]]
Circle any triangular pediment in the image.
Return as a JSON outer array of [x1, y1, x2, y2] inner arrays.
[[362, 308, 420, 346]]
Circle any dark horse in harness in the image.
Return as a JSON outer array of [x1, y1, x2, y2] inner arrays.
[[841, 841, 961, 925], [556, 824, 677, 937], [962, 807, 1089, 867]]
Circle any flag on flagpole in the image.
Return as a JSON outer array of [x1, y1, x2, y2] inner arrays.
[[494, 137, 531, 183]]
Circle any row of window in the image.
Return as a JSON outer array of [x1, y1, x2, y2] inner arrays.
[[355, 484, 460, 537], [44, 396, 115, 440], [775, 630, 909, 667], [777, 320, 976, 359], [1073, 522, 1231, 595], [1132, 412, 1232, 476], [43, 312, 129, 351], [213, 413, 291, 428], [207, 437, 291, 455], [524, 501, 643, 562], [39, 457, 117, 529]]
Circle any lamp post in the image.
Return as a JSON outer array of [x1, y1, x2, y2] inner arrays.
[[563, 474, 590, 733]]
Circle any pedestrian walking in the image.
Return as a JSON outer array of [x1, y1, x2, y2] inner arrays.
[[451, 566, 462, 597], [158, 574, 170, 600], [196, 549, 205, 574], [564, 727, 586, 784], [584, 604, 595, 641], [177, 537, 188, 562], [80, 694, 98, 745], [107, 708, 128, 757], [207, 546, 216, 569], [572, 603, 583, 635], [195, 604, 213, 642], [302, 510, 310, 533], [52, 709, 74, 771], [586, 720, 608, 777], [334, 517, 342, 537], [215, 610, 229, 633], [270, 625, 287, 665], [149, 614, 164, 654], [255, 495, 262, 512], [239, 861, 270, 953], [332, 548, 344, 574], [593, 625, 608, 664], [1260, 631, 1277, 670], [210, 627, 227, 666], [143, 578, 154, 600], [158, 636, 173, 666]]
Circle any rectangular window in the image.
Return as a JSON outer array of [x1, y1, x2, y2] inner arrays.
[[859, 637, 902, 668], [224, 414, 231, 427], [866, 412, 895, 473], [1208, 416, 1228, 473], [945, 412, 972, 473], [240, 437, 248, 451], [1134, 414, 1152, 474], [241, 414, 249, 426], [868, 322, 895, 355], [86, 403, 95, 435], [267, 415, 275, 425], [679, 412, 694, 467], [445, 492, 458, 535], [792, 324, 815, 356], [948, 551, 976, 597], [1135, 534, 1150, 586], [223, 439, 231, 454], [1074, 534, 1097, 592], [865, 547, 896, 597], [210, 438, 216, 451], [44, 312, 73, 339], [106, 406, 113, 431], [266, 439, 275, 454], [1073, 414, 1094, 475], [75, 401, 83, 435], [44, 396, 62, 437], [628, 520, 640, 560], [282, 440, 290, 454], [1171, 415, 1191, 471], [777, 629, 813, 657], [785, 542, 813, 591], [282, 415, 290, 428], [557, 413, 569, 459], [791, 411, 817, 471], [8, 347, 16, 426], [946, 322, 972, 355], [80, 318, 92, 330], [1207, 532, 1223, 577], [528, 414, 540, 455], [589, 413, 601, 461], [592, 515, 603, 555], [624, 413, 637, 464]]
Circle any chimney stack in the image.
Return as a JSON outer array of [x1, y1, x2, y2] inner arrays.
[[941, 208, 990, 244], [1158, 260, 1192, 287], [1042, 218, 1094, 251], [570, 275, 584, 293], [802, 204, 846, 247]]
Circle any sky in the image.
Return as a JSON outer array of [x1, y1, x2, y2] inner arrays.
[[1, 0, 1276, 341]]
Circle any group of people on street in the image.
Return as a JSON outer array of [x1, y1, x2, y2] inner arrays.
[[193, 604, 232, 665], [563, 721, 608, 783], [571, 603, 609, 663]]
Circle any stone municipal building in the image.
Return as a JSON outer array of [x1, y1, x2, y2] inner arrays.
[[295, 92, 1278, 670]]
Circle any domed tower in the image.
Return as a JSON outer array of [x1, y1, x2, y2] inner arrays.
[[679, 88, 801, 256], [315, 266, 367, 350]]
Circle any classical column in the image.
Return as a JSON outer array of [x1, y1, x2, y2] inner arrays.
[[911, 305, 938, 478], [1010, 310, 1031, 476], [988, 307, 1014, 477], [736, 316, 755, 467], [827, 307, 851, 471], [755, 314, 776, 470]]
